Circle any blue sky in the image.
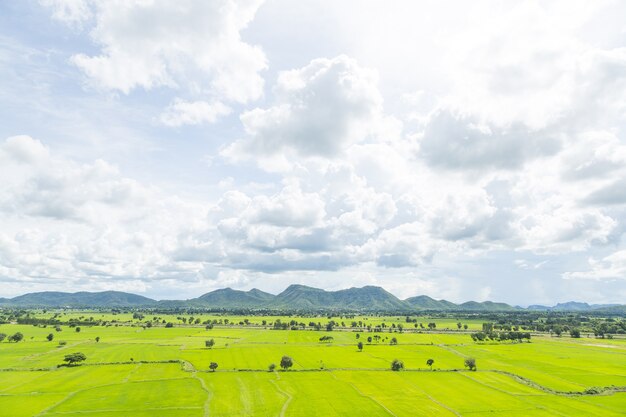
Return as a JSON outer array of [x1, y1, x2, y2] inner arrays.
[[1, 0, 625, 304]]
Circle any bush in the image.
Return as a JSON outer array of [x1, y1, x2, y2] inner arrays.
[[391, 359, 404, 371], [464, 358, 477, 371]]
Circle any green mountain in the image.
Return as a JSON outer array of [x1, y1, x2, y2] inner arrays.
[[191, 288, 275, 308], [4, 291, 156, 307], [404, 295, 457, 310], [1, 286, 622, 312], [458, 300, 518, 311], [269, 284, 408, 310]]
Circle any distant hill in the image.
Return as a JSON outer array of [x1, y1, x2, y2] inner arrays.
[[3, 291, 156, 307], [269, 285, 408, 310], [0, 286, 623, 312], [527, 302, 621, 312], [458, 301, 518, 311], [191, 288, 275, 308], [405, 295, 457, 310]]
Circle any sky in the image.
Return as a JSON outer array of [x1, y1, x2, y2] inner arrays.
[[1, 0, 626, 305]]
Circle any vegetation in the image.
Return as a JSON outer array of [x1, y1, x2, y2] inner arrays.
[[280, 355, 294, 371], [464, 358, 477, 371], [391, 359, 404, 371], [63, 352, 87, 366], [0, 309, 624, 415], [9, 332, 23, 342]]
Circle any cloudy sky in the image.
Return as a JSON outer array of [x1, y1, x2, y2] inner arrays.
[[1, 0, 626, 305]]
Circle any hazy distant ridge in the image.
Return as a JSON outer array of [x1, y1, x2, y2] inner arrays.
[[1, 286, 624, 312]]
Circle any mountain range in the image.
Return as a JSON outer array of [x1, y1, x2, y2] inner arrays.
[[0, 284, 626, 313], [0, 285, 624, 312]]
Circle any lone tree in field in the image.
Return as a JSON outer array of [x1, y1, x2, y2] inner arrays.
[[391, 359, 404, 371], [464, 358, 477, 371], [209, 362, 218, 372], [426, 358, 434, 370], [205, 339, 215, 348], [75, 327, 81, 333], [268, 363, 276, 372], [46, 333, 54, 342], [63, 352, 87, 366], [95, 336, 100, 343], [280, 355, 293, 371], [390, 337, 398, 345], [357, 341, 363, 351], [9, 332, 23, 342]]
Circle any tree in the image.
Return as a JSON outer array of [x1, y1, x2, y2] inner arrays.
[[390, 337, 398, 345], [280, 355, 293, 371], [356, 333, 360, 339], [46, 333, 54, 342], [9, 332, 23, 342], [428, 322, 436, 330], [357, 341, 363, 351], [75, 327, 81, 333], [209, 362, 218, 372], [95, 336, 100, 343], [391, 359, 404, 371], [165, 322, 174, 328], [268, 363, 276, 372], [63, 352, 87, 366], [570, 329, 581, 338], [205, 339, 215, 348], [0, 333, 6, 342], [426, 358, 434, 370], [464, 358, 477, 371], [367, 336, 372, 343]]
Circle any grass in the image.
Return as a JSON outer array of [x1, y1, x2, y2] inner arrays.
[[0, 316, 624, 416]]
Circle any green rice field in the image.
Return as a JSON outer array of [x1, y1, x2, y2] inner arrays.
[[0, 315, 624, 416]]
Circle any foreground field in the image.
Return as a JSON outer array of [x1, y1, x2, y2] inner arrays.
[[0, 317, 624, 416]]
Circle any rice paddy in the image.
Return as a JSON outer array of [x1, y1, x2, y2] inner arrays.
[[0, 314, 624, 416]]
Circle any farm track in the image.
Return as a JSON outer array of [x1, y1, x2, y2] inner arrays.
[[192, 371, 212, 417], [269, 374, 293, 417]]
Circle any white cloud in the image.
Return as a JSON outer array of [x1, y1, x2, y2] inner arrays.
[[43, 0, 267, 125], [564, 250, 626, 280], [40, 0, 92, 27], [419, 109, 560, 171], [0, 136, 209, 292], [160, 99, 231, 127], [232, 55, 387, 157]]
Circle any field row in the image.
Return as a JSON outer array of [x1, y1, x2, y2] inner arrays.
[[0, 363, 625, 417]]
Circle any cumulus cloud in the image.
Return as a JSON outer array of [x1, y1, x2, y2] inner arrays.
[[419, 109, 560, 171], [229, 55, 387, 158], [583, 178, 626, 206], [564, 250, 626, 280], [43, 0, 266, 125], [0, 135, 209, 292]]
